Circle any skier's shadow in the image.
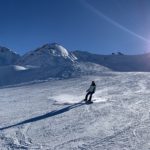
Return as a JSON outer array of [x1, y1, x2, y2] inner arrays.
[[0, 101, 85, 130]]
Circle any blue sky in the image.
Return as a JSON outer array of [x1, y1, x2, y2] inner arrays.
[[0, 0, 150, 54]]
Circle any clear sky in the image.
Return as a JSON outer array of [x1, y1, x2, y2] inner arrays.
[[0, 0, 150, 54]]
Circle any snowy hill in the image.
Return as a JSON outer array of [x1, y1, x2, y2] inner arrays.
[[0, 46, 20, 66], [73, 51, 150, 71], [1, 73, 150, 149], [1, 43, 150, 87], [0, 43, 77, 86], [0, 43, 111, 87], [16, 43, 80, 80], [18, 43, 77, 67]]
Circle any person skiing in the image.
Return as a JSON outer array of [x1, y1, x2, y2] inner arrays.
[[84, 81, 96, 102]]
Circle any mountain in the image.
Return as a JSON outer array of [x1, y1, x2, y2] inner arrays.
[[16, 43, 108, 79], [1, 43, 150, 87], [0, 44, 75, 87], [0, 43, 109, 87], [16, 43, 81, 79], [18, 43, 77, 67], [73, 51, 150, 71], [0, 46, 20, 66]]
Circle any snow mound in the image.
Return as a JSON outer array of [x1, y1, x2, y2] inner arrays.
[[41, 43, 77, 61], [50, 43, 69, 58], [14, 65, 28, 71]]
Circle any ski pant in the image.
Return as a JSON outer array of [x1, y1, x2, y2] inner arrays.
[[85, 92, 93, 101]]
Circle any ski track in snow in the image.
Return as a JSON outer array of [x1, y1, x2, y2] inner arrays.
[[1, 72, 150, 149]]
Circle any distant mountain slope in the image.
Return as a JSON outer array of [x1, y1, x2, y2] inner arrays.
[[18, 43, 77, 67], [0, 44, 110, 87], [17, 43, 110, 78], [73, 51, 150, 71], [0, 46, 20, 66], [17, 43, 79, 78], [1, 43, 150, 87]]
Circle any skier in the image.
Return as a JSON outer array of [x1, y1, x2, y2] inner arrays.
[[84, 81, 96, 103]]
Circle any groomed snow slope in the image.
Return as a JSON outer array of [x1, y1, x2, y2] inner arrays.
[[1, 72, 150, 149]]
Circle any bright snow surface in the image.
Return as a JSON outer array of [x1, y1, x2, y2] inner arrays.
[[14, 65, 28, 71], [1, 72, 150, 149]]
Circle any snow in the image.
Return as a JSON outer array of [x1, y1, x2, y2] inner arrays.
[[0, 46, 20, 66], [2, 43, 150, 87], [53, 44, 69, 58], [1, 72, 150, 149], [2, 43, 150, 149], [0, 59, 111, 87], [14, 65, 28, 71], [16, 43, 79, 73], [16, 43, 78, 79], [73, 51, 150, 71]]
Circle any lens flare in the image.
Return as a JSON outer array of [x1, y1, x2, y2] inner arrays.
[[81, 0, 150, 43]]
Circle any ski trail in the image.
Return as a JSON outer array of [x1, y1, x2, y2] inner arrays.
[[0, 124, 33, 149], [137, 80, 147, 93], [16, 124, 32, 146]]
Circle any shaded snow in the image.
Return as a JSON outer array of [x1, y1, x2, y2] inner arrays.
[[0, 61, 111, 87], [0, 46, 20, 66]]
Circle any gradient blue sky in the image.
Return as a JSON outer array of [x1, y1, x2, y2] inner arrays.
[[0, 0, 150, 54]]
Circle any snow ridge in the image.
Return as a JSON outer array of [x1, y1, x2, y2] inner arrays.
[[0, 46, 20, 66]]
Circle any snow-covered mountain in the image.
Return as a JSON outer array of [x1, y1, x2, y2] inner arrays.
[[73, 51, 150, 71], [16, 43, 80, 79], [0, 43, 109, 87], [0, 46, 20, 66], [18, 43, 77, 67], [2, 43, 150, 87]]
